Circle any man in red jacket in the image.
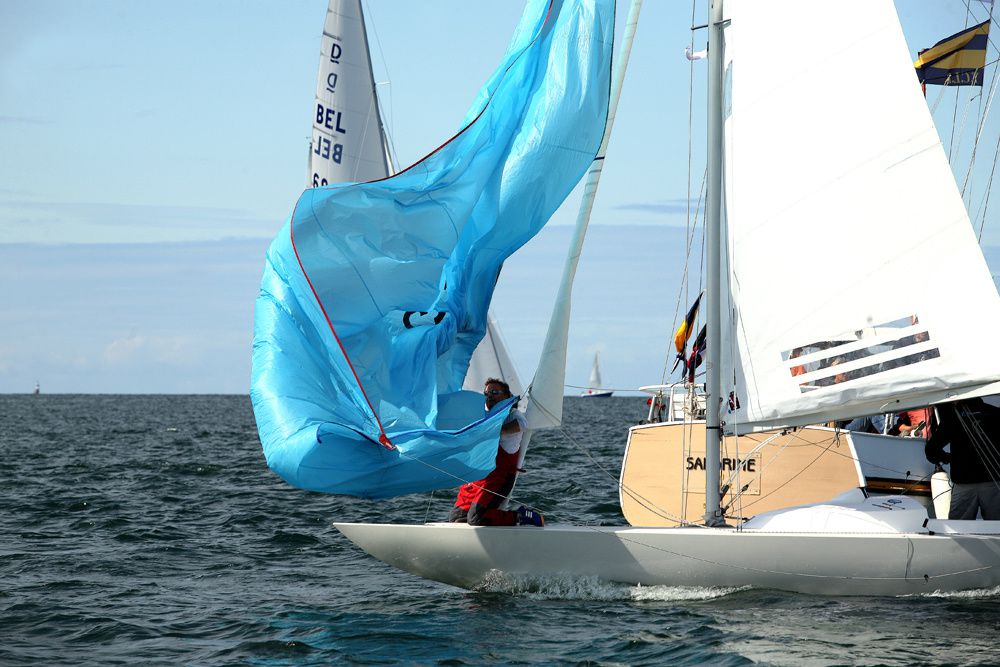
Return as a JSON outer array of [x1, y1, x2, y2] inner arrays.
[[448, 378, 544, 526]]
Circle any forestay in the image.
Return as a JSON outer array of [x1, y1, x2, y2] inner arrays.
[[721, 0, 1000, 433], [252, 0, 613, 498]]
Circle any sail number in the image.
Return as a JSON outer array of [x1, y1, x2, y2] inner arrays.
[[313, 135, 343, 164], [315, 103, 347, 134]]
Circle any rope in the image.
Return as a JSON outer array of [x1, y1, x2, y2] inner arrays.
[[953, 404, 1000, 492]]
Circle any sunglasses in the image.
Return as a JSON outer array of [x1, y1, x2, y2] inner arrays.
[[484, 389, 506, 397]]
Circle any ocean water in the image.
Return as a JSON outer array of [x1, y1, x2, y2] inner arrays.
[[3, 394, 1000, 666]]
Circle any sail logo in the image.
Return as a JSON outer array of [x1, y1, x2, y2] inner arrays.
[[784, 315, 940, 392], [326, 72, 339, 94]]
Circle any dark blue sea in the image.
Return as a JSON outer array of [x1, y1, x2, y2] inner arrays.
[[4, 394, 1000, 666]]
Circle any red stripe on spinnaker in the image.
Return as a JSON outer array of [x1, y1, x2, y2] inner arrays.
[[288, 197, 395, 450]]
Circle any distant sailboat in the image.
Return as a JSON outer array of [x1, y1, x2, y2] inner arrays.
[[580, 352, 612, 397], [33, 382, 39, 395]]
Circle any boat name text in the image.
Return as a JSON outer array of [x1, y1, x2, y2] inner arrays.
[[686, 456, 757, 472]]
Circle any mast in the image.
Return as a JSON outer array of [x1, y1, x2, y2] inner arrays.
[[703, 0, 725, 526]]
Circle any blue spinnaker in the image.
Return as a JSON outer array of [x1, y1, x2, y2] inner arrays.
[[251, 0, 614, 499]]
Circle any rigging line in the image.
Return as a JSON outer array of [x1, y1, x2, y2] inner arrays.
[[354, 0, 388, 180], [524, 389, 701, 526], [976, 115, 1000, 241], [979, 24, 1000, 243], [951, 1, 976, 161], [662, 168, 707, 385], [954, 90, 982, 197], [719, 430, 785, 514], [619, 482, 702, 527], [955, 404, 1000, 490], [960, 0, 997, 55], [795, 428, 937, 496], [360, 0, 399, 170], [961, 56, 1000, 196], [564, 426, 700, 527], [668, 0, 699, 389], [734, 435, 858, 514], [393, 446, 541, 514]]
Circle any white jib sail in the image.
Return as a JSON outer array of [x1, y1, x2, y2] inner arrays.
[[310, 0, 391, 187], [721, 0, 1000, 433], [463, 313, 524, 398], [525, 0, 643, 430]]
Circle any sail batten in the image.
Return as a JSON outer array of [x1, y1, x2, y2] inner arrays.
[[721, 0, 1000, 434]]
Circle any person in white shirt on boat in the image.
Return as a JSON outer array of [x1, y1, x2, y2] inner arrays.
[[925, 398, 1000, 520], [447, 378, 543, 527]]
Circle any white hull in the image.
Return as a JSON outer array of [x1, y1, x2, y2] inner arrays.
[[580, 390, 613, 398], [336, 495, 1000, 596]]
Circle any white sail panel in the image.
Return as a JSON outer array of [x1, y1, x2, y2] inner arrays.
[[463, 313, 524, 397], [722, 0, 1000, 433], [310, 0, 390, 187]]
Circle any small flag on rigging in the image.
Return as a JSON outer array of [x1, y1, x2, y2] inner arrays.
[[686, 325, 707, 384], [914, 20, 990, 87], [672, 293, 703, 373]]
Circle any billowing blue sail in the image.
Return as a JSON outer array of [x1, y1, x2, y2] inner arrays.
[[251, 0, 614, 499]]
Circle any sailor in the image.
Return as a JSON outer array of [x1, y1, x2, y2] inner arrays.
[[448, 378, 544, 527], [925, 397, 1000, 520]]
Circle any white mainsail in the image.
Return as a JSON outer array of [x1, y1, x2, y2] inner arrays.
[[310, 0, 391, 187], [720, 0, 1000, 433]]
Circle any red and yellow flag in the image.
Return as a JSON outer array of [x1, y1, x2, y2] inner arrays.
[[674, 293, 703, 355]]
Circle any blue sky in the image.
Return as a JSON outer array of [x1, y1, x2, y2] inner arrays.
[[1, 1, 998, 394]]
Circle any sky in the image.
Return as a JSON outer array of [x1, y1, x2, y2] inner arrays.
[[2, 1, 999, 394]]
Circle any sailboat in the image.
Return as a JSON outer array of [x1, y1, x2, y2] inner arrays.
[[580, 352, 612, 397], [329, 0, 1000, 596]]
